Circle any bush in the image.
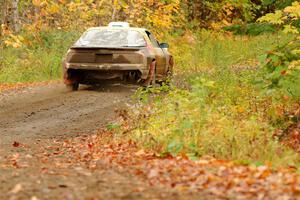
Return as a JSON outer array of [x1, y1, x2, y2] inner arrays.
[[258, 39, 300, 101], [223, 23, 276, 36], [130, 68, 299, 167], [0, 30, 80, 83], [126, 31, 299, 168]]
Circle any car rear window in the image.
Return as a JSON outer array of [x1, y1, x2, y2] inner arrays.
[[74, 29, 147, 47]]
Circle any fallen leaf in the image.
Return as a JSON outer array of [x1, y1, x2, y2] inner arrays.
[[12, 141, 20, 147], [135, 149, 146, 156], [9, 183, 22, 194], [58, 184, 68, 188], [148, 169, 159, 178]]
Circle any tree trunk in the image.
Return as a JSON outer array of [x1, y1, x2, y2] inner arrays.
[[1, 0, 7, 25], [97, 0, 105, 26], [111, 0, 118, 21], [11, 0, 19, 32], [0, 0, 5, 69], [1, 0, 7, 44]]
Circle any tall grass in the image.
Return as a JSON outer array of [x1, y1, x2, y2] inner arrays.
[[0, 30, 80, 83], [169, 30, 290, 74], [129, 31, 299, 168]]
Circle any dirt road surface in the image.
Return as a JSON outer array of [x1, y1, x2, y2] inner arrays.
[[0, 83, 136, 150], [0, 83, 204, 200]]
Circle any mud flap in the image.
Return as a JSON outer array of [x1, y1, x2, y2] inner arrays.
[[63, 68, 78, 85], [143, 60, 156, 86]]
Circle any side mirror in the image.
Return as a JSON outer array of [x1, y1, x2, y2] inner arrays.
[[160, 43, 169, 49]]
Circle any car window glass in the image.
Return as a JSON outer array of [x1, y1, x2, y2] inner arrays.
[[74, 29, 147, 47], [145, 31, 160, 48]]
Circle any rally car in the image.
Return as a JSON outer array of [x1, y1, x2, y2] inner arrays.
[[62, 22, 173, 91]]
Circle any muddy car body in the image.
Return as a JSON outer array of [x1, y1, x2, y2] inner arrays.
[[62, 23, 173, 90]]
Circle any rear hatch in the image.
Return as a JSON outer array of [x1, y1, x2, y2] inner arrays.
[[67, 47, 144, 64]]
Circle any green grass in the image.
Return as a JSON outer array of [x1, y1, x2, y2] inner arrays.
[[0, 30, 80, 83], [170, 30, 290, 74], [127, 31, 300, 168]]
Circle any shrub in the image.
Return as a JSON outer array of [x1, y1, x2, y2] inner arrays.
[[126, 31, 299, 168], [130, 68, 299, 168], [0, 30, 80, 83], [258, 39, 300, 101], [223, 23, 276, 36]]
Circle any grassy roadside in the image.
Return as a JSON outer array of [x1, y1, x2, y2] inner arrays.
[[120, 31, 300, 168], [0, 30, 79, 83]]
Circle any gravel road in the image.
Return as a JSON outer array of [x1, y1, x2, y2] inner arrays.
[[0, 83, 204, 200], [0, 83, 136, 150]]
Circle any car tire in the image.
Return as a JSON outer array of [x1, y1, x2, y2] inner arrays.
[[151, 67, 157, 86], [167, 57, 174, 79], [143, 60, 157, 87], [66, 82, 79, 91]]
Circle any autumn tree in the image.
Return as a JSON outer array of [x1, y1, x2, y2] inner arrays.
[[1, 0, 20, 32]]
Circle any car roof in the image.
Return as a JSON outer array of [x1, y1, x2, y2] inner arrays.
[[86, 26, 148, 33]]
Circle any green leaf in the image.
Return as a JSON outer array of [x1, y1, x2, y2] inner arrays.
[[261, 0, 276, 6], [166, 140, 183, 156], [283, 25, 299, 34], [181, 119, 193, 129], [106, 123, 121, 131], [257, 10, 284, 25], [259, 54, 268, 64]]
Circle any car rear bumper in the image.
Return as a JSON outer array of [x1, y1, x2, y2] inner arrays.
[[64, 63, 149, 83], [66, 63, 146, 71]]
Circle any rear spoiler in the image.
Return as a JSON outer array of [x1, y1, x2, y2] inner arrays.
[[70, 46, 144, 51]]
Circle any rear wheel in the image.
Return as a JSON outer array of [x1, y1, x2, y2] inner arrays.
[[151, 67, 156, 86], [143, 60, 157, 87], [66, 82, 79, 91]]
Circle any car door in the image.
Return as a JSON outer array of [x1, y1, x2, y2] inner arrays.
[[145, 31, 167, 76]]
